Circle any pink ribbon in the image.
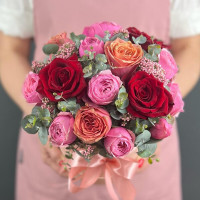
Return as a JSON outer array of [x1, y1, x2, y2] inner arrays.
[[68, 154, 139, 200]]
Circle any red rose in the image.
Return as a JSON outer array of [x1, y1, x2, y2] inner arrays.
[[127, 71, 174, 119], [37, 54, 86, 101], [127, 27, 169, 51]]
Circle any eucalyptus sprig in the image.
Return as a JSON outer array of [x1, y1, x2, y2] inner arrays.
[[115, 86, 129, 114], [53, 93, 81, 116], [21, 106, 52, 145]]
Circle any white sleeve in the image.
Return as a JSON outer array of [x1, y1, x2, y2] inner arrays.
[[0, 0, 34, 38], [170, 0, 200, 38]]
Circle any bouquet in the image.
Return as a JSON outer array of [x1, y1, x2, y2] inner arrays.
[[22, 21, 184, 200]]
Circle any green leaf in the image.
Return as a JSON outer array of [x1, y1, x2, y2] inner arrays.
[[78, 55, 89, 62], [42, 44, 59, 55], [165, 85, 170, 92], [109, 32, 129, 41], [137, 140, 157, 158], [95, 63, 107, 71], [55, 95, 62, 100], [117, 107, 127, 114], [148, 118, 160, 126], [110, 109, 122, 120], [134, 118, 148, 134], [70, 32, 86, 48], [41, 116, 52, 127], [21, 115, 39, 134], [148, 44, 161, 55], [38, 126, 48, 145], [135, 130, 151, 147], [95, 54, 107, 63], [83, 64, 93, 74], [135, 35, 147, 44], [57, 99, 80, 115], [32, 106, 50, 118], [83, 72, 93, 78]]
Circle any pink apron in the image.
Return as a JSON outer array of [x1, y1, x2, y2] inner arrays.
[[16, 0, 182, 199]]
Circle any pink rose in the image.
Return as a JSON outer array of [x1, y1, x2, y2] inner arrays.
[[150, 118, 172, 140], [49, 112, 76, 146], [22, 72, 42, 103], [83, 21, 121, 38], [169, 83, 184, 117], [104, 127, 135, 157], [88, 70, 122, 105], [158, 48, 178, 80], [47, 32, 74, 46], [79, 37, 104, 57]]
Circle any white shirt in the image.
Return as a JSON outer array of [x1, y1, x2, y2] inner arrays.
[[0, 0, 200, 39]]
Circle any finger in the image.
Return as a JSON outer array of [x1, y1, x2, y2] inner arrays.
[[47, 146, 62, 162]]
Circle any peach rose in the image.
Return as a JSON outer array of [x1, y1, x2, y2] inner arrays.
[[47, 32, 73, 46], [104, 38, 143, 78], [74, 106, 112, 144]]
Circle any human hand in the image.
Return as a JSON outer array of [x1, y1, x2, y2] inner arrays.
[[40, 142, 68, 178]]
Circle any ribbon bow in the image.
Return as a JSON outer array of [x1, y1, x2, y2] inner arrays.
[[68, 153, 139, 200]]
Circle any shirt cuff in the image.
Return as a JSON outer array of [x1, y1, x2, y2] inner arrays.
[[170, 7, 200, 38], [0, 6, 34, 38]]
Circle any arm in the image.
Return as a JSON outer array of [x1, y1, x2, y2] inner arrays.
[[171, 35, 200, 98], [0, 32, 33, 114], [0, 32, 67, 177]]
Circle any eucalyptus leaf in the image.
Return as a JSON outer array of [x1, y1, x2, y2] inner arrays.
[[78, 55, 89, 62], [32, 106, 51, 118], [135, 35, 147, 44], [95, 54, 107, 63], [137, 141, 157, 158], [38, 126, 48, 145], [95, 63, 107, 71], [148, 44, 161, 55], [134, 118, 147, 134], [41, 117, 52, 127], [55, 95, 62, 100], [110, 109, 122, 120], [95, 35, 104, 42], [70, 32, 86, 48], [165, 85, 171, 92], [148, 118, 160, 126], [135, 130, 151, 147], [83, 64, 93, 74], [42, 44, 59, 55], [84, 72, 93, 78], [21, 115, 39, 134], [117, 107, 127, 114]]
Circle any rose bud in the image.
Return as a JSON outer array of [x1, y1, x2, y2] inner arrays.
[[158, 48, 178, 80], [150, 118, 172, 140], [104, 38, 143, 78], [104, 127, 135, 158], [49, 112, 76, 146], [22, 72, 42, 103], [127, 71, 174, 119], [74, 106, 112, 144], [83, 21, 121, 38], [79, 37, 104, 57], [47, 32, 73, 46], [88, 70, 122, 105], [169, 83, 184, 117]]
